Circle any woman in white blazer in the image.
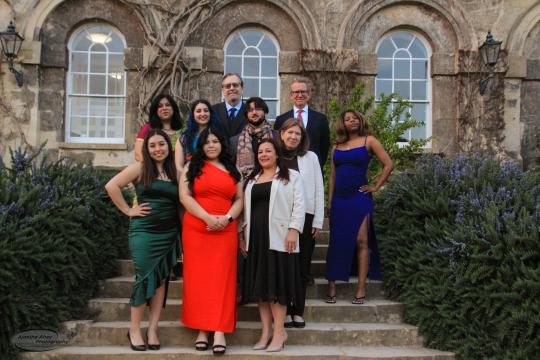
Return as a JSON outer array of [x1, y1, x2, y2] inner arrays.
[[240, 138, 305, 352], [278, 118, 324, 329]]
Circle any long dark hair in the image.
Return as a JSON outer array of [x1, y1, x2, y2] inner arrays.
[[141, 129, 177, 190], [183, 99, 219, 157], [245, 138, 290, 186], [148, 94, 183, 130], [186, 127, 241, 191]]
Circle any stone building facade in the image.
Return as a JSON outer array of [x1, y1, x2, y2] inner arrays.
[[0, 0, 538, 169]]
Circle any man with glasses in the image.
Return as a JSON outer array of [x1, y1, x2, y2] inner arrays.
[[274, 77, 330, 169], [213, 73, 249, 139]]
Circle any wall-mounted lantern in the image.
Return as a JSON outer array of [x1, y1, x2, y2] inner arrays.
[[0, 21, 24, 87], [479, 31, 502, 95]]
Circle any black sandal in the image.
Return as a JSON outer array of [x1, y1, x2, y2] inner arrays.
[[352, 296, 365, 305], [194, 341, 209, 351], [325, 294, 337, 304], [212, 344, 226, 355]]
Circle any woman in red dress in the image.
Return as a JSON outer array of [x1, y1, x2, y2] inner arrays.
[[179, 127, 243, 355]]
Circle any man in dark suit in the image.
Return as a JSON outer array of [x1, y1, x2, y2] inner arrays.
[[212, 73, 249, 139], [274, 77, 330, 169]]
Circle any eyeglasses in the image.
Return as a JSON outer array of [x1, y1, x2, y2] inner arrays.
[[222, 82, 241, 89], [291, 90, 309, 95]]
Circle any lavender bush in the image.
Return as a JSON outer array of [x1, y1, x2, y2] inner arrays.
[[0, 146, 129, 358], [376, 154, 540, 359]]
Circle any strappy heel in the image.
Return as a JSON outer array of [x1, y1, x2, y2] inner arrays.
[[325, 294, 337, 304]]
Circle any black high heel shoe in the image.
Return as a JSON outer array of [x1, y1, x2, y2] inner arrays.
[[127, 331, 147, 351], [212, 344, 226, 355], [146, 330, 160, 351]]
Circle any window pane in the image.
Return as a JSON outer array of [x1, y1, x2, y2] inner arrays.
[[376, 79, 392, 98], [261, 79, 277, 98], [411, 124, 426, 139], [244, 57, 260, 77], [225, 56, 241, 74], [109, 54, 123, 72], [242, 31, 263, 46], [261, 58, 277, 77], [244, 47, 259, 56], [88, 117, 106, 138], [395, 49, 410, 59], [412, 81, 427, 100], [90, 43, 107, 52], [72, 74, 88, 93], [226, 36, 244, 55], [70, 116, 87, 137], [108, 98, 125, 117], [411, 103, 426, 122], [70, 97, 88, 116], [377, 59, 392, 78], [412, 60, 427, 79], [394, 80, 410, 98], [409, 38, 427, 58], [392, 32, 413, 49], [90, 53, 107, 73], [107, 117, 123, 138], [108, 33, 124, 52], [244, 78, 258, 97], [259, 36, 277, 56], [377, 38, 395, 57], [72, 53, 88, 72], [108, 75, 124, 95], [89, 98, 107, 116], [394, 59, 410, 79], [73, 32, 92, 51], [266, 100, 277, 120], [89, 75, 106, 94]]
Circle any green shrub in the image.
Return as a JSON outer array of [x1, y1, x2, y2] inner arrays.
[[328, 82, 430, 178], [0, 146, 129, 358], [376, 154, 540, 359]]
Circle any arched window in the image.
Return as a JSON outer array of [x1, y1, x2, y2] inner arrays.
[[224, 30, 280, 120], [66, 24, 126, 143], [375, 31, 431, 143]]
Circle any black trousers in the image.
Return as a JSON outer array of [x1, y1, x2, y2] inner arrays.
[[288, 213, 315, 317]]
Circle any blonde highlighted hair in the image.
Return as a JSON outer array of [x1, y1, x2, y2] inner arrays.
[[334, 110, 371, 144]]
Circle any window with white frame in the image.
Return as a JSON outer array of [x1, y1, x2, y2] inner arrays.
[[224, 30, 280, 120], [66, 24, 126, 143], [375, 31, 431, 143]]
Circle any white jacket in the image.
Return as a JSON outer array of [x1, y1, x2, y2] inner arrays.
[[297, 151, 325, 229], [244, 169, 305, 253]]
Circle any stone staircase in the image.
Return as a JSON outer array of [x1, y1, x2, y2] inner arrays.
[[22, 225, 454, 359]]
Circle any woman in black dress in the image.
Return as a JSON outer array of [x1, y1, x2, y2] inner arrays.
[[240, 138, 305, 352]]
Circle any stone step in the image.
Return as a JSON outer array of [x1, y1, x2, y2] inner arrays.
[[21, 345, 455, 359], [318, 230, 329, 244], [88, 298, 403, 323], [98, 276, 384, 300], [313, 244, 328, 260], [67, 321, 423, 347], [117, 259, 329, 277]]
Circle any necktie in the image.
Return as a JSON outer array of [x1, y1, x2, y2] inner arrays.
[[297, 109, 303, 123], [229, 108, 237, 120]]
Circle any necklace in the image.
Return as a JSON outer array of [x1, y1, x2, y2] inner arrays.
[[158, 169, 167, 179]]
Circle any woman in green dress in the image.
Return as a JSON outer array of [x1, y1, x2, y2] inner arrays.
[[106, 129, 180, 351]]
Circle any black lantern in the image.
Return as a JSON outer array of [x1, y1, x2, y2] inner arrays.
[[0, 21, 24, 87], [479, 31, 502, 95]]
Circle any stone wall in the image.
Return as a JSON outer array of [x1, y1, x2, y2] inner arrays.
[[0, 0, 538, 169]]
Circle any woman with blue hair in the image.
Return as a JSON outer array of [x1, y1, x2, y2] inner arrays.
[[175, 99, 219, 170]]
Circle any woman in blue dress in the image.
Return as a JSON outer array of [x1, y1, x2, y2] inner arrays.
[[325, 110, 393, 304]]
